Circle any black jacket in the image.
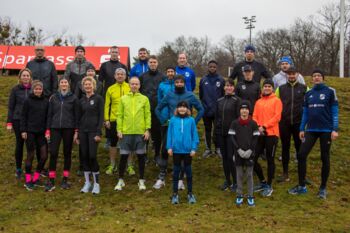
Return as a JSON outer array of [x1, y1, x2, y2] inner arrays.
[[229, 60, 271, 83], [229, 118, 259, 166], [215, 95, 241, 136], [277, 81, 307, 125], [64, 58, 93, 92], [47, 92, 79, 129], [78, 94, 104, 136], [98, 60, 128, 96], [26, 57, 58, 97], [139, 70, 165, 110], [7, 84, 31, 123], [75, 77, 103, 99], [20, 94, 49, 133], [235, 79, 261, 113]]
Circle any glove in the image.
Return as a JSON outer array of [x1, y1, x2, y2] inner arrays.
[[237, 149, 245, 158], [242, 149, 252, 159]]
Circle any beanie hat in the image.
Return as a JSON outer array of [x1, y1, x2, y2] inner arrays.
[[86, 64, 96, 71], [285, 66, 297, 73], [244, 45, 256, 53], [312, 68, 325, 79], [240, 100, 251, 111], [263, 79, 274, 88], [75, 45, 85, 53], [174, 74, 185, 82], [176, 100, 189, 109], [242, 64, 253, 72], [279, 56, 293, 65], [166, 66, 176, 72]]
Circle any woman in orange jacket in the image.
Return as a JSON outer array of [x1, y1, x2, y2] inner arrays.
[[252, 79, 282, 197]]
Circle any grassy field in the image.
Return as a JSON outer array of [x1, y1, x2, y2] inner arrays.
[[0, 76, 349, 233]]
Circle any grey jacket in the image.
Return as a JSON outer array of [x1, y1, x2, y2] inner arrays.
[[272, 71, 305, 89], [64, 58, 93, 92]]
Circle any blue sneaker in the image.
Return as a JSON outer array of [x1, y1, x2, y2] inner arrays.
[[24, 182, 34, 191], [230, 184, 237, 193], [171, 194, 179, 204], [15, 168, 22, 180], [236, 195, 244, 206], [254, 182, 268, 192], [220, 181, 230, 191], [261, 185, 273, 197], [247, 196, 255, 207], [318, 188, 327, 199], [288, 185, 307, 195], [188, 194, 196, 204]]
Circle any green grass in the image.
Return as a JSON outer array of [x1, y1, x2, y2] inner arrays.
[[0, 76, 349, 233]]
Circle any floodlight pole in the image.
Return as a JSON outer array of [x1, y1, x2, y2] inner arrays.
[[243, 16, 256, 45], [340, 0, 345, 78]]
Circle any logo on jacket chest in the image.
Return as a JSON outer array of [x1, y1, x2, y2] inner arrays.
[[242, 85, 246, 90], [185, 72, 190, 77], [319, 94, 325, 100], [216, 81, 221, 87], [90, 100, 95, 105]]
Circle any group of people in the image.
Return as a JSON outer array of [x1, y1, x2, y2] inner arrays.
[[6, 44, 339, 207]]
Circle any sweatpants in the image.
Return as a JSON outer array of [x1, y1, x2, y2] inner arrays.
[[236, 165, 254, 196], [203, 116, 217, 150], [173, 153, 193, 194], [217, 134, 236, 185], [79, 132, 99, 172], [297, 132, 331, 189], [119, 154, 145, 179], [254, 136, 278, 186], [279, 122, 301, 174], [158, 126, 168, 180], [12, 120, 25, 170]]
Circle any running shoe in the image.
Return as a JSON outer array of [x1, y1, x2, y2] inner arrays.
[[92, 183, 100, 195], [247, 196, 255, 207], [45, 181, 55, 192], [138, 179, 146, 190], [171, 194, 179, 204], [153, 179, 165, 189], [24, 182, 34, 191], [127, 165, 136, 176], [261, 185, 273, 197], [80, 182, 91, 193], [236, 195, 244, 206], [288, 185, 307, 195], [318, 188, 327, 199], [202, 149, 212, 159], [178, 180, 185, 190], [187, 193, 197, 204], [114, 179, 125, 191]]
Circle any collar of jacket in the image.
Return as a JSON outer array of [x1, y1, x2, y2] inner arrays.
[[313, 83, 326, 90], [109, 59, 120, 64], [29, 93, 44, 99], [128, 91, 141, 96], [165, 78, 174, 84], [261, 92, 276, 98], [34, 57, 47, 62], [287, 80, 298, 86], [140, 59, 148, 65], [243, 79, 254, 84], [239, 116, 252, 126], [224, 94, 235, 98], [74, 57, 86, 63], [20, 84, 31, 90], [149, 69, 159, 75]]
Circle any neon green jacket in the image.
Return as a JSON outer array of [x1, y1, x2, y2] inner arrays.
[[117, 92, 151, 135], [104, 82, 130, 121]]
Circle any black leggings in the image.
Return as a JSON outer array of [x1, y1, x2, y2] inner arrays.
[[12, 120, 24, 170], [158, 126, 169, 180], [254, 136, 278, 186], [203, 116, 217, 150], [150, 111, 162, 158], [279, 122, 301, 174], [217, 134, 236, 185], [119, 154, 145, 179], [173, 154, 193, 194], [79, 132, 99, 172], [49, 128, 74, 172], [297, 132, 331, 188], [25, 132, 47, 174]]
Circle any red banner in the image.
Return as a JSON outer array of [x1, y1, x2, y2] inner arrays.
[[0, 46, 129, 71]]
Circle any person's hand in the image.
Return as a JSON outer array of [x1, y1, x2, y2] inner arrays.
[[94, 135, 101, 142], [168, 149, 173, 156], [331, 131, 339, 140], [299, 131, 305, 140], [45, 129, 50, 141], [105, 121, 111, 129], [6, 123, 13, 133], [21, 132, 27, 140], [258, 126, 265, 134], [190, 150, 196, 157], [117, 131, 123, 139], [74, 132, 79, 144], [143, 130, 150, 141]]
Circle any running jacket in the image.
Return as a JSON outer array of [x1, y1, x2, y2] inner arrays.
[[199, 73, 225, 118], [300, 83, 339, 132], [215, 95, 241, 136], [78, 94, 104, 136], [253, 93, 283, 137], [104, 82, 130, 122], [117, 92, 151, 135], [7, 84, 31, 123], [157, 78, 175, 124], [272, 71, 305, 89], [99, 60, 128, 96], [235, 79, 261, 112], [176, 66, 196, 92], [75, 77, 103, 99], [166, 116, 199, 153], [229, 60, 271, 83], [64, 58, 93, 92], [139, 70, 165, 110], [130, 60, 149, 78]]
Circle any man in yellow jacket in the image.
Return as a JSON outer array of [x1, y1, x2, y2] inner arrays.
[[104, 68, 130, 175], [114, 77, 151, 191]]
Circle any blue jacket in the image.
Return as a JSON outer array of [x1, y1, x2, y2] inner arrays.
[[300, 83, 339, 132], [199, 73, 225, 117], [166, 116, 199, 153], [155, 90, 204, 125], [176, 66, 196, 92], [130, 60, 149, 78], [157, 79, 175, 125]]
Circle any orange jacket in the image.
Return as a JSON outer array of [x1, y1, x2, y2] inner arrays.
[[253, 93, 282, 137]]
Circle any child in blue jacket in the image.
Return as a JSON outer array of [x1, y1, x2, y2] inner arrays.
[[167, 101, 199, 204]]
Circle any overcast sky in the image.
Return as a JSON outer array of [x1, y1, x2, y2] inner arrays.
[[0, 0, 336, 56]]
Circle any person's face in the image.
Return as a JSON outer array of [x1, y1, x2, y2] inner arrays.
[[262, 84, 273, 95], [312, 73, 324, 84], [240, 108, 249, 118], [86, 69, 96, 77], [20, 71, 31, 84], [59, 79, 69, 91], [148, 58, 158, 71], [177, 54, 187, 67], [35, 46, 45, 58], [110, 48, 119, 60], [166, 69, 175, 79], [138, 50, 148, 61], [208, 63, 217, 74], [115, 71, 126, 84], [83, 80, 93, 93], [129, 78, 140, 93], [287, 72, 297, 82], [33, 85, 43, 97], [75, 49, 85, 59], [245, 50, 255, 61], [243, 70, 254, 81], [280, 62, 290, 72], [224, 83, 234, 95], [177, 106, 187, 115], [174, 79, 185, 88]]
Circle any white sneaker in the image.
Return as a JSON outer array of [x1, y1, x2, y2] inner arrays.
[[138, 179, 146, 190], [153, 179, 165, 189], [178, 180, 185, 190], [80, 182, 91, 193], [114, 179, 125, 191], [92, 183, 100, 195]]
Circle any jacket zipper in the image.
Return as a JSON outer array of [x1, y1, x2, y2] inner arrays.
[[291, 85, 294, 125], [59, 99, 63, 128], [222, 97, 228, 135], [132, 94, 136, 133]]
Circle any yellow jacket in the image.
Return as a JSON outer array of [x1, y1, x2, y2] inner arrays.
[[104, 82, 130, 121]]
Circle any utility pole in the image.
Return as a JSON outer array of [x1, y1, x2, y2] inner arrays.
[[340, 0, 345, 78], [243, 16, 256, 45]]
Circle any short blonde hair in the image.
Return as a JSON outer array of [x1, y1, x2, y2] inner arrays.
[[82, 76, 96, 91]]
